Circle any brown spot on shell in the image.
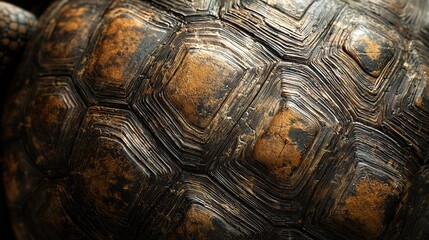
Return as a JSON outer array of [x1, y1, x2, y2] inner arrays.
[[81, 138, 139, 214], [334, 178, 400, 238], [86, 15, 145, 87], [253, 105, 315, 181], [43, 5, 99, 60], [361, 35, 382, 61], [345, 26, 394, 78], [176, 205, 214, 239], [165, 50, 238, 128], [27, 93, 66, 163]]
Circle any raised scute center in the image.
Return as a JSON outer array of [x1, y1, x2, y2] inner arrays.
[[165, 49, 239, 129], [253, 105, 316, 181]]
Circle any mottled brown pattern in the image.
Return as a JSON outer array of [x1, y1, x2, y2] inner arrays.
[[345, 26, 394, 78], [166, 50, 238, 128], [176, 205, 214, 239], [26, 92, 65, 163], [80, 138, 140, 214], [42, 4, 98, 60], [253, 105, 315, 181], [86, 16, 147, 88], [23, 78, 85, 173], [1, 0, 429, 239], [334, 178, 400, 237]]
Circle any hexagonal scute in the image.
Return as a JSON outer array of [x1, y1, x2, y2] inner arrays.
[[38, 0, 107, 71], [67, 107, 181, 238], [150, 0, 220, 17], [306, 123, 418, 239], [77, 0, 180, 104], [212, 63, 340, 225], [221, 0, 344, 60], [310, 7, 405, 126], [23, 77, 86, 174], [146, 174, 273, 239], [23, 180, 89, 239], [133, 20, 278, 170]]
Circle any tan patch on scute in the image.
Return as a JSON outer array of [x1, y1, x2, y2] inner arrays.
[[253, 106, 313, 181], [42, 95, 64, 124], [360, 35, 382, 61], [177, 205, 214, 238], [82, 138, 138, 214], [86, 15, 145, 87], [335, 178, 400, 238], [345, 26, 394, 78], [166, 50, 237, 128], [44, 6, 97, 59], [29, 93, 65, 162]]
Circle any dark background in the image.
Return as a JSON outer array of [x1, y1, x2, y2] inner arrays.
[[1, 1, 52, 239]]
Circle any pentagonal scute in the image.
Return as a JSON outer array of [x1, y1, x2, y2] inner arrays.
[[221, 0, 343, 60], [133, 20, 278, 171], [76, 0, 180, 104], [306, 123, 417, 239], [24, 76, 86, 174], [212, 63, 340, 225], [67, 107, 181, 238], [38, 0, 107, 71], [23, 180, 89, 239]]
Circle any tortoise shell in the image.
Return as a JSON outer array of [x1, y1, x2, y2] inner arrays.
[[2, 0, 429, 239]]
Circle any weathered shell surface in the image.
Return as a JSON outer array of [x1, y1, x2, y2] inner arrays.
[[2, 0, 429, 239]]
